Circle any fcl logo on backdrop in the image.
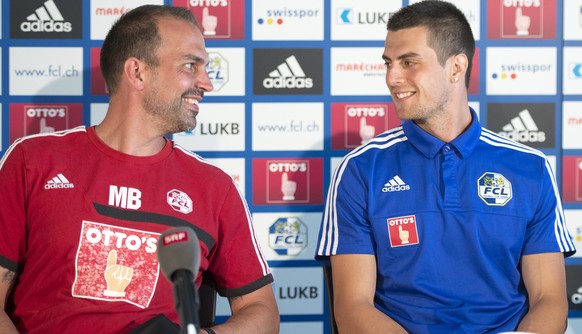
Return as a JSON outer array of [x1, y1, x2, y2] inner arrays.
[[330, 102, 399, 150], [173, 0, 245, 39], [487, 0, 556, 39], [269, 217, 308, 256], [562, 156, 582, 203], [9, 103, 83, 144], [252, 158, 323, 205]]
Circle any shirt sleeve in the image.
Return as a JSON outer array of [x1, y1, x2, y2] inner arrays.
[[523, 156, 576, 257], [316, 155, 375, 261], [207, 182, 272, 298], [0, 142, 29, 272]]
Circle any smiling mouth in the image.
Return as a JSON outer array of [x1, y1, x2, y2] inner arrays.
[[395, 92, 414, 99], [182, 97, 199, 106]]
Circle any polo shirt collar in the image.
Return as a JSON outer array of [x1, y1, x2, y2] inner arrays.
[[402, 107, 481, 159]]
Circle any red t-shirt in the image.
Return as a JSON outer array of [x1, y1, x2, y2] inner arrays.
[[0, 126, 272, 333]]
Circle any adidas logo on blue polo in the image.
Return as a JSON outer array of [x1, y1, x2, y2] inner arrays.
[[382, 175, 410, 192]]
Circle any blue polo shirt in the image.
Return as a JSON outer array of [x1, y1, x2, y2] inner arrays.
[[316, 108, 575, 333]]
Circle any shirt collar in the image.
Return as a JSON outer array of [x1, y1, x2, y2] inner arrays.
[[402, 107, 481, 159]]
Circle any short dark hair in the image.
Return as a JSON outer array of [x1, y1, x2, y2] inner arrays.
[[100, 5, 200, 94], [387, 0, 475, 88]]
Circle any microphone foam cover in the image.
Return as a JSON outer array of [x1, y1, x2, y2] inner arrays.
[[157, 226, 201, 282]]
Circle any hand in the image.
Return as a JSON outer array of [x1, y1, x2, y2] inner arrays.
[[103, 249, 133, 297], [515, 7, 530, 36], [39, 118, 55, 133], [359, 117, 375, 144], [399, 225, 409, 244], [281, 172, 296, 201], [202, 7, 218, 36]]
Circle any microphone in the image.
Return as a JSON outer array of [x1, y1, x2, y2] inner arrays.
[[157, 227, 201, 334]]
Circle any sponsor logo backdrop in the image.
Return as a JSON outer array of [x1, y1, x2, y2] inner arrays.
[[1, 0, 582, 332]]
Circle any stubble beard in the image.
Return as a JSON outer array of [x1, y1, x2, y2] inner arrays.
[[144, 89, 197, 134]]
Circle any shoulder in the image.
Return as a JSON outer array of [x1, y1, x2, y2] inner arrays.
[[171, 143, 234, 183], [479, 127, 547, 162], [344, 126, 407, 163], [11, 126, 87, 150]]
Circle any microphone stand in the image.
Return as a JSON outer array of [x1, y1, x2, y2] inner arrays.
[[172, 270, 200, 334]]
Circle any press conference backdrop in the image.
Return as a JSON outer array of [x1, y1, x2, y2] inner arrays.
[[1, 0, 582, 333]]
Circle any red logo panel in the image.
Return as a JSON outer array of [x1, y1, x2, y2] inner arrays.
[[252, 158, 323, 205], [331, 102, 400, 150], [487, 0, 556, 39], [468, 47, 480, 95], [173, 0, 245, 40], [9, 103, 83, 144], [387, 215, 419, 247], [90, 48, 108, 95], [562, 156, 582, 203]]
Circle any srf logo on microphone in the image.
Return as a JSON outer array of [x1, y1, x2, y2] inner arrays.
[[162, 231, 189, 246]]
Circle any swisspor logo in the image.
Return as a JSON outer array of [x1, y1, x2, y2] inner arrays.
[[477, 172, 512, 206], [486, 103, 555, 148], [10, 0, 82, 39], [253, 48, 323, 95]]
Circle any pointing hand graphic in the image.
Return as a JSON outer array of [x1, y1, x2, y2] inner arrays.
[[515, 7, 530, 36], [103, 249, 133, 297], [281, 172, 297, 201], [359, 117, 375, 144], [399, 225, 410, 244], [202, 7, 218, 36], [39, 118, 55, 134]]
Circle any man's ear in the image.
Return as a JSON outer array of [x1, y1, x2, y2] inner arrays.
[[449, 53, 468, 83], [123, 57, 149, 91]]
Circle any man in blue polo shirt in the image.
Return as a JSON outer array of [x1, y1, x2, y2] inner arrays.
[[316, 1, 576, 333]]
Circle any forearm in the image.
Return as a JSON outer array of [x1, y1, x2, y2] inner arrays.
[[0, 311, 18, 334], [335, 301, 407, 334], [517, 297, 567, 334], [202, 301, 279, 334]]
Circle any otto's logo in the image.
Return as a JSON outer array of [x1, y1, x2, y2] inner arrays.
[[162, 231, 189, 246], [478, 172, 512, 206], [269, 217, 307, 256], [268, 162, 307, 173], [503, 0, 540, 7], [189, 0, 228, 7], [167, 189, 193, 214], [387, 215, 419, 247], [25, 107, 66, 118], [346, 106, 385, 118]]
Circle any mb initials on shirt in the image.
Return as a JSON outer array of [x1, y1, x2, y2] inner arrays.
[[387, 215, 419, 247]]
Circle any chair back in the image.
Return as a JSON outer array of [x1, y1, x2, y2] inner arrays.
[[199, 271, 217, 328]]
